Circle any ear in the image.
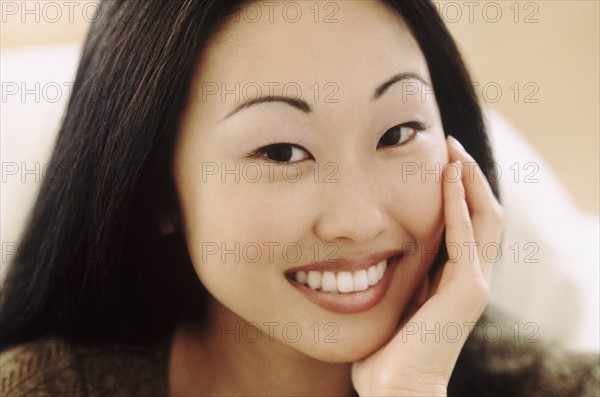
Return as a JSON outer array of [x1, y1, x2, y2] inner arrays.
[[156, 211, 177, 235], [155, 185, 181, 235]]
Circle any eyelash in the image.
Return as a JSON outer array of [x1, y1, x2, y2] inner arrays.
[[248, 120, 428, 163], [376, 120, 426, 149], [248, 142, 313, 163]]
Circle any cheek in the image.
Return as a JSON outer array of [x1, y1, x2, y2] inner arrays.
[[192, 179, 316, 247], [174, 178, 278, 315], [388, 135, 447, 246], [174, 166, 316, 290], [399, 173, 443, 243]]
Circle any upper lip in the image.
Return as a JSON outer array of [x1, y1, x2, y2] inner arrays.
[[284, 249, 403, 275]]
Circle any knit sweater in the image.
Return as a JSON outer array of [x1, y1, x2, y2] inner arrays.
[[2, 314, 599, 396], [1, 336, 170, 396]]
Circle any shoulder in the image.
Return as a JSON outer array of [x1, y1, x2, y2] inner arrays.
[[1, 337, 83, 396], [1, 336, 170, 397]]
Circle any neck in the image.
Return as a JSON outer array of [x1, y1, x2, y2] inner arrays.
[[168, 301, 354, 396]]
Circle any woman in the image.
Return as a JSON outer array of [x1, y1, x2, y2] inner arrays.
[[0, 1, 597, 396]]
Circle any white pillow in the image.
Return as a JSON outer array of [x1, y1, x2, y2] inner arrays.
[[485, 108, 599, 352], [1, 44, 81, 279], [1, 44, 598, 352]]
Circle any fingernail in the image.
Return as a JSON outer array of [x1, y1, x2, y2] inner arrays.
[[448, 135, 466, 152]]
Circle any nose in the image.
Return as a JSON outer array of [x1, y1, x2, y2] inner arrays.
[[313, 162, 390, 244]]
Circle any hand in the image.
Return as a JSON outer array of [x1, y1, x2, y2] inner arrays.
[[351, 136, 504, 396]]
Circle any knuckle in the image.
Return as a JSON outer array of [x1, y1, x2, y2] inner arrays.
[[457, 271, 489, 305], [457, 213, 473, 231], [478, 202, 504, 230], [492, 202, 505, 222], [471, 276, 491, 305]]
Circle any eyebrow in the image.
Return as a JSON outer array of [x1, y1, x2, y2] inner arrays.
[[221, 72, 430, 121], [372, 72, 430, 100], [222, 96, 311, 120]]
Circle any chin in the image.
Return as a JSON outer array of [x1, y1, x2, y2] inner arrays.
[[297, 318, 400, 363]]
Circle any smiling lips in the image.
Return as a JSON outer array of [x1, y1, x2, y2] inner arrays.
[[285, 251, 403, 314]]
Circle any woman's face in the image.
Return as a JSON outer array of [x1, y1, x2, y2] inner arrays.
[[173, 0, 448, 362]]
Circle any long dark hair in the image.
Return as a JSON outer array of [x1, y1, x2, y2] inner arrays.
[[0, 0, 497, 352]]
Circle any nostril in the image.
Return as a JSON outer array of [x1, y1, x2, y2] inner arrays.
[[312, 205, 389, 244]]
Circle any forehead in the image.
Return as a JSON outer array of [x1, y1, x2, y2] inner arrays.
[[196, 1, 430, 94]]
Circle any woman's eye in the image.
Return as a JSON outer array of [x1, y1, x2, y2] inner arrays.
[[377, 123, 421, 148], [255, 144, 312, 163]]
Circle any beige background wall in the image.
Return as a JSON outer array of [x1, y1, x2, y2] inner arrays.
[[1, 0, 598, 214], [442, 0, 599, 215]]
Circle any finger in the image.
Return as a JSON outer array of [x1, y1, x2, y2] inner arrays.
[[442, 160, 477, 273], [379, 163, 490, 382], [439, 159, 489, 314], [380, 161, 492, 380], [446, 136, 504, 282], [447, 136, 503, 222]]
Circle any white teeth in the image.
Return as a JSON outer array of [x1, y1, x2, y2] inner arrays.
[[295, 271, 307, 284], [353, 270, 369, 291], [293, 259, 391, 293], [321, 271, 337, 292], [376, 260, 386, 279], [306, 271, 322, 289], [367, 266, 379, 286], [336, 272, 354, 293]]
